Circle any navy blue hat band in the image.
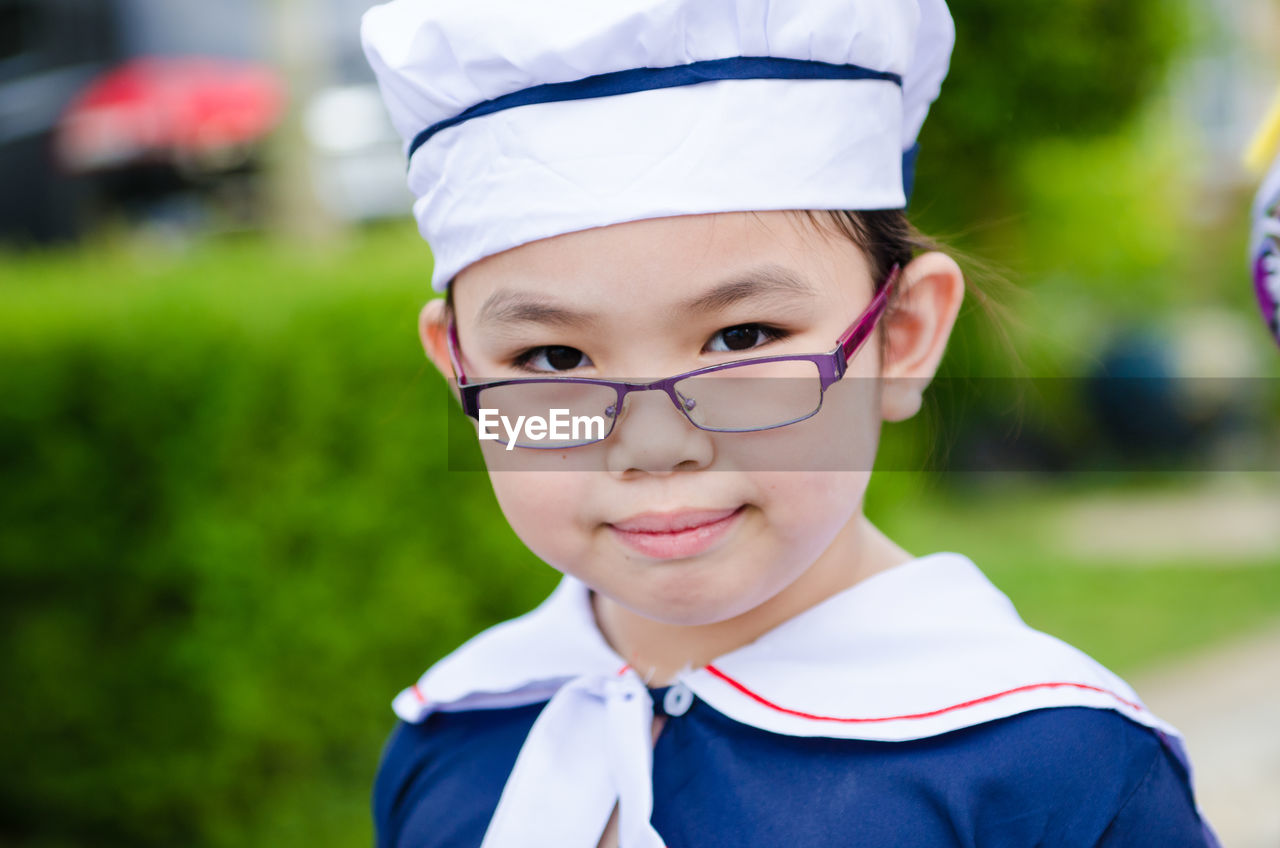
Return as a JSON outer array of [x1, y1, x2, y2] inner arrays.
[[407, 56, 903, 161]]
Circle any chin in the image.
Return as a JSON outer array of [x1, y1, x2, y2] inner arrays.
[[631, 602, 741, 629], [625, 565, 774, 628]]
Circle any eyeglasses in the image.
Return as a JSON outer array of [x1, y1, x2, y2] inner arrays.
[[448, 265, 899, 449]]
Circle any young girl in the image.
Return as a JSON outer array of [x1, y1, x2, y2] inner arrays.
[[362, 1, 1220, 845]]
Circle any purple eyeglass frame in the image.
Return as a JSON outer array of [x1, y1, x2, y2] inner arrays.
[[447, 264, 900, 445]]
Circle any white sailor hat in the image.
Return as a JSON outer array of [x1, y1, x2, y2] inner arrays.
[[362, 0, 955, 291]]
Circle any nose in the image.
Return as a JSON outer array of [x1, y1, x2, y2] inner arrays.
[[604, 386, 714, 476]]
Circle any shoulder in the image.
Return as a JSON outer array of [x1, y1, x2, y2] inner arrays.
[[950, 703, 1163, 775], [919, 707, 1212, 848], [660, 704, 1213, 848], [373, 703, 546, 848]]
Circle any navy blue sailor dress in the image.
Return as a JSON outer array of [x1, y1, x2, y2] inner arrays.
[[373, 688, 1217, 848]]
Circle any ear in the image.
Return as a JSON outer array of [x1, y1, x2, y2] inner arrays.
[[879, 251, 964, 422], [418, 297, 458, 384]]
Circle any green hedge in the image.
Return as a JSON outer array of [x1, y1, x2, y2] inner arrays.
[[0, 227, 558, 847]]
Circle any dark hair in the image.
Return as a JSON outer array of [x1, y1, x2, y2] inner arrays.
[[803, 209, 935, 294], [810, 208, 1007, 327]]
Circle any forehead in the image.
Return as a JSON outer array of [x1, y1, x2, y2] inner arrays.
[[448, 211, 873, 322]]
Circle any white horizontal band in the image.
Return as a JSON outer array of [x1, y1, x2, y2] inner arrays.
[[411, 76, 905, 290]]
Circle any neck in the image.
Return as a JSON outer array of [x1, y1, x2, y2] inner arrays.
[[590, 514, 910, 686]]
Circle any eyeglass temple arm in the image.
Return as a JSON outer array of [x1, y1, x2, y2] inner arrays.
[[837, 264, 901, 362], [446, 319, 469, 384]]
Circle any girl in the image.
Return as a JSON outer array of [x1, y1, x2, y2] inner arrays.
[[362, 1, 1220, 845]]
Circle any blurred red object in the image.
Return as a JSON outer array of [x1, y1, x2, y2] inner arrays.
[[56, 57, 286, 174]]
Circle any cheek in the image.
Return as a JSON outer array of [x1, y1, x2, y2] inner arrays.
[[712, 376, 881, 474], [755, 470, 869, 551], [487, 471, 594, 566]]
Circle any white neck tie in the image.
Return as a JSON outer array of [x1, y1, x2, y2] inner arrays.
[[480, 671, 666, 848]]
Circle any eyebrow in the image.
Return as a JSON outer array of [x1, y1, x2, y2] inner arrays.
[[476, 291, 594, 329], [475, 264, 816, 330], [676, 265, 816, 315]]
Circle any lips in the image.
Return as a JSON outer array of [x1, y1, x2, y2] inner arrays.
[[608, 506, 746, 559]]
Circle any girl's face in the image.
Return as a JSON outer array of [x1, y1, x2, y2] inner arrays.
[[425, 211, 961, 630]]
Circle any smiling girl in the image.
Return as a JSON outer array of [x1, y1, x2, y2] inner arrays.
[[362, 1, 1219, 846]]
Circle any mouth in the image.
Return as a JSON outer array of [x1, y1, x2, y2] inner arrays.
[[608, 506, 746, 560]]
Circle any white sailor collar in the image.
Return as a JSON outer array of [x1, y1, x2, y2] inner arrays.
[[394, 553, 1183, 848], [393, 552, 1174, 742]]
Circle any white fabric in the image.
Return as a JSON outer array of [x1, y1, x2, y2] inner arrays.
[[392, 553, 1184, 848], [479, 674, 663, 848], [361, 0, 955, 290]]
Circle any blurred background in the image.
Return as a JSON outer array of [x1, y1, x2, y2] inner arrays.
[[2, 0, 1279, 846]]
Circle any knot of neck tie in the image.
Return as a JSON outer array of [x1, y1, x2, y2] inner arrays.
[[480, 671, 666, 848]]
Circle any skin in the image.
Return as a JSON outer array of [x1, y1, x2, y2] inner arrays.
[[419, 211, 964, 685]]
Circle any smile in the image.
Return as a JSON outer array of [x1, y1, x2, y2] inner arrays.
[[608, 506, 746, 560]]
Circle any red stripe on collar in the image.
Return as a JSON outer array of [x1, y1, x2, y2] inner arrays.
[[703, 665, 1145, 723]]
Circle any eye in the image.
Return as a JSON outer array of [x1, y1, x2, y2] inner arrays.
[[705, 324, 786, 353], [514, 345, 593, 373]]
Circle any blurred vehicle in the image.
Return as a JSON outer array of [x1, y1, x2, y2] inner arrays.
[[302, 3, 412, 223], [0, 0, 111, 241], [0, 0, 283, 244]]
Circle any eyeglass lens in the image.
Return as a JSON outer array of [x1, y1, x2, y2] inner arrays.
[[674, 358, 823, 431], [475, 358, 825, 448]]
